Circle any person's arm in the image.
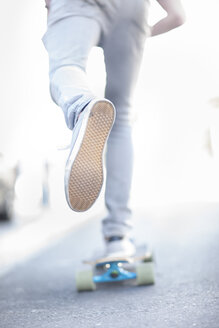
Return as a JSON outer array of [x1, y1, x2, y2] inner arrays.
[[150, 0, 186, 37]]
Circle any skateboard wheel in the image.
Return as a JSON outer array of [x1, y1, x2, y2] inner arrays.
[[136, 262, 155, 286], [75, 270, 96, 292]]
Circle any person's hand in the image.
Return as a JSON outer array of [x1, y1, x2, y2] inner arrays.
[[45, 0, 50, 9], [45, 0, 50, 17]]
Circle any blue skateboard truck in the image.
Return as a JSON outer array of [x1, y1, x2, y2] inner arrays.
[[75, 250, 155, 292]]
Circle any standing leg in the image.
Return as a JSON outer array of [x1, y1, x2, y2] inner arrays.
[[102, 0, 149, 241]]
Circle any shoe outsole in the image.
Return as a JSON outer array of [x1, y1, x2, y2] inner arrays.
[[67, 100, 115, 211]]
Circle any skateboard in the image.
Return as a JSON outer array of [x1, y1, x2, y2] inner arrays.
[[75, 246, 155, 292]]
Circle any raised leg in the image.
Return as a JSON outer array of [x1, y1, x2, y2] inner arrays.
[[42, 16, 101, 129]]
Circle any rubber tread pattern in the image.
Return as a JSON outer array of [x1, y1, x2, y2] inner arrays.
[[68, 101, 114, 211]]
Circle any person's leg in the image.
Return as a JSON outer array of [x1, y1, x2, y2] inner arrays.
[[42, 15, 101, 130], [43, 14, 115, 212], [102, 0, 150, 244]]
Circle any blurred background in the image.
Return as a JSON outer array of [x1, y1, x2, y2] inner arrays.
[[0, 3, 219, 324], [0, 0, 218, 234]]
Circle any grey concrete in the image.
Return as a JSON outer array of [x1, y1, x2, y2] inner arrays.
[[0, 202, 219, 328]]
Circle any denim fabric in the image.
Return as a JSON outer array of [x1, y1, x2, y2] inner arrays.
[[42, 0, 150, 238]]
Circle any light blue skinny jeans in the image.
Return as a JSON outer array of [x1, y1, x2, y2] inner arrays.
[[42, 0, 150, 238]]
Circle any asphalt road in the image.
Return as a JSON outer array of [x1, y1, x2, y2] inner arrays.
[[0, 203, 219, 328]]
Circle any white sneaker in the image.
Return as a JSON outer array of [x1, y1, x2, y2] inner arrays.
[[105, 236, 136, 258], [65, 99, 115, 212]]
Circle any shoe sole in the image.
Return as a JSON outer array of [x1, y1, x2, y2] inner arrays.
[[67, 100, 115, 211]]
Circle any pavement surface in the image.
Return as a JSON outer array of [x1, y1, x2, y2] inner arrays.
[[0, 202, 219, 328]]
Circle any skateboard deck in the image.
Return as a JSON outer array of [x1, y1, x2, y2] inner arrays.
[[83, 250, 153, 266], [75, 245, 155, 292]]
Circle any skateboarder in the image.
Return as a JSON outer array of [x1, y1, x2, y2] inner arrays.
[[43, 0, 185, 257]]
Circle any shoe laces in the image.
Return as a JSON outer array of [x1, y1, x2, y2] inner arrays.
[[56, 144, 71, 151]]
